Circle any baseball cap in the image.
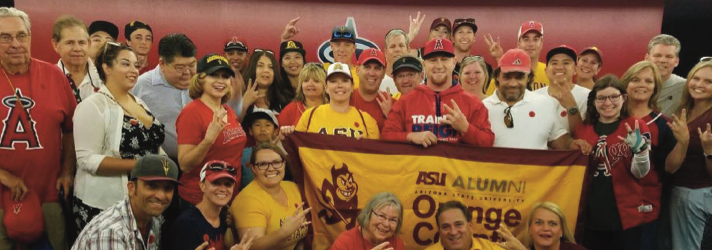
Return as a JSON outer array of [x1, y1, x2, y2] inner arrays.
[[280, 40, 306, 59], [197, 53, 235, 77], [2, 189, 44, 243], [124, 20, 152, 40], [88, 20, 119, 41], [499, 49, 532, 74], [580, 46, 604, 67], [546, 45, 578, 65], [430, 17, 452, 33], [392, 56, 423, 75], [130, 155, 181, 184], [422, 38, 455, 59], [357, 48, 386, 66], [331, 26, 356, 43], [452, 18, 478, 34], [517, 21, 544, 39], [326, 62, 352, 80], [199, 160, 237, 183], [224, 37, 248, 52], [242, 107, 279, 133]]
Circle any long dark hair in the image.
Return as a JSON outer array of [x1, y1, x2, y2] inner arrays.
[[279, 52, 305, 101], [583, 74, 629, 125], [243, 51, 291, 112], [96, 42, 133, 82]]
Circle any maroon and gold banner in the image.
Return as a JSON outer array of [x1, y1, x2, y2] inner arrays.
[[284, 132, 589, 250]]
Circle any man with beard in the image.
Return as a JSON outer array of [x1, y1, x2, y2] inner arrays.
[[124, 20, 153, 74], [383, 38, 494, 147], [382, 29, 410, 94], [645, 34, 685, 117], [351, 48, 394, 131], [391, 55, 423, 100], [424, 200, 501, 250], [483, 49, 590, 152], [52, 15, 102, 103], [86, 20, 118, 65]]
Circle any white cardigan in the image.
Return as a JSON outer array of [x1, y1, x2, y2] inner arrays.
[[73, 86, 164, 209]]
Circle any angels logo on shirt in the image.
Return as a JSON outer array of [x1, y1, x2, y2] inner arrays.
[[0, 89, 42, 150]]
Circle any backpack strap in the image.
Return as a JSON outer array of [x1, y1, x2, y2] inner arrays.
[[356, 109, 369, 138], [306, 105, 319, 131]]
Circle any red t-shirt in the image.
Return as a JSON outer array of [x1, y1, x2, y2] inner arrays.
[[0, 59, 77, 203], [278, 101, 306, 127], [176, 99, 246, 205], [350, 90, 391, 131], [329, 227, 405, 250]]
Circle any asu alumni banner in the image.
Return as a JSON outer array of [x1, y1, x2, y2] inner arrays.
[[283, 132, 589, 250]]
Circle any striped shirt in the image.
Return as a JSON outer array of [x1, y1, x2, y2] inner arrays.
[[72, 198, 162, 250]]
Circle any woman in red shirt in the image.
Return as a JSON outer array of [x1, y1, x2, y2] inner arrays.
[[329, 192, 405, 250], [278, 63, 328, 126], [176, 53, 247, 206]]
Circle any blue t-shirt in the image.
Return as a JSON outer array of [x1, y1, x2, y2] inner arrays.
[[166, 206, 227, 250]]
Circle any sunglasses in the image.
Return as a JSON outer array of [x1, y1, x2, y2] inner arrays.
[[504, 106, 514, 128], [333, 30, 353, 39], [102, 41, 122, 57], [254, 48, 274, 55], [701, 56, 712, 62], [205, 161, 237, 175]]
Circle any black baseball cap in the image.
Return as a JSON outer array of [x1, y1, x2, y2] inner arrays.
[[546, 45, 578, 65], [280, 40, 306, 59], [224, 37, 248, 52], [392, 56, 423, 75], [197, 53, 235, 77], [88, 21, 119, 40], [130, 155, 181, 185], [124, 21, 152, 40], [331, 26, 356, 43], [452, 18, 478, 34]]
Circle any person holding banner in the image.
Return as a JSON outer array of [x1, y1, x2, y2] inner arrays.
[[424, 200, 502, 250], [330, 192, 405, 250], [291, 62, 380, 139], [278, 62, 328, 126], [383, 38, 494, 147], [230, 143, 310, 250], [574, 75, 651, 250], [496, 202, 586, 250]]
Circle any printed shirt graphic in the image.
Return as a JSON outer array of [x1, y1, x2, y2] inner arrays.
[[0, 59, 76, 203], [295, 104, 379, 139]]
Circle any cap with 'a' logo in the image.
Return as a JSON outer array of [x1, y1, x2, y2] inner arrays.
[[280, 40, 306, 60], [131, 155, 181, 185], [499, 49, 532, 74], [357, 48, 386, 66], [326, 62, 353, 81], [422, 38, 455, 59], [517, 21, 544, 39]]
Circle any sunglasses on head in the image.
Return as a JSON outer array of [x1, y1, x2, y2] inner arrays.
[[205, 161, 237, 175], [701, 56, 712, 63], [333, 30, 353, 39], [102, 41, 122, 57], [254, 48, 274, 55]]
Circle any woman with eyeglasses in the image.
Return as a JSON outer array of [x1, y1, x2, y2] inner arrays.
[[621, 61, 688, 249], [573, 75, 652, 249], [241, 50, 293, 120], [575, 47, 603, 90], [168, 160, 256, 250], [329, 192, 405, 250], [176, 53, 246, 207], [278, 63, 329, 126], [230, 143, 310, 250], [73, 42, 165, 233], [666, 61, 712, 249], [279, 40, 306, 99], [459, 56, 489, 100]]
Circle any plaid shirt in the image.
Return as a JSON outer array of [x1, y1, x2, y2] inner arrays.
[[72, 198, 162, 250]]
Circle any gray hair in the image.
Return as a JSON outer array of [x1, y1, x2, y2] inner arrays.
[[356, 192, 404, 235], [385, 29, 410, 48], [647, 34, 681, 56], [0, 8, 30, 34]]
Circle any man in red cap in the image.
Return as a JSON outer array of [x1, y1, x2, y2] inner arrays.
[[351, 48, 394, 131], [484, 20, 549, 94], [383, 38, 494, 147], [483, 49, 591, 152]]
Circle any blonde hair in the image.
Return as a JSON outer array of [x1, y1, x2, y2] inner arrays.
[[459, 56, 490, 94], [677, 61, 712, 116], [620, 61, 663, 112], [188, 72, 234, 104], [293, 63, 328, 103], [527, 202, 576, 245]]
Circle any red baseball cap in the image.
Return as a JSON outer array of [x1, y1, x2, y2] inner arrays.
[[2, 189, 44, 243], [517, 21, 544, 39], [580, 46, 604, 67], [499, 49, 532, 74], [200, 160, 237, 183], [357, 48, 386, 66], [422, 38, 455, 59]]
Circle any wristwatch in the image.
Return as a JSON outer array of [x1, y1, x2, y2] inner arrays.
[[567, 107, 579, 116]]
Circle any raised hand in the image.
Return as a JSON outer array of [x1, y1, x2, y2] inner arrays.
[[483, 33, 503, 62], [407, 11, 426, 42], [205, 108, 229, 144], [618, 120, 648, 154], [376, 88, 394, 117], [668, 109, 689, 145], [242, 79, 264, 108], [441, 99, 469, 133], [549, 80, 576, 109], [495, 225, 527, 250], [231, 229, 256, 250], [280, 203, 312, 235], [698, 123, 712, 155], [281, 17, 301, 42]]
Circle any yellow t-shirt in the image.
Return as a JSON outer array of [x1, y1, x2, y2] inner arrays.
[[424, 236, 504, 250], [230, 181, 308, 250], [323, 62, 360, 89], [485, 61, 549, 96], [295, 104, 380, 139]]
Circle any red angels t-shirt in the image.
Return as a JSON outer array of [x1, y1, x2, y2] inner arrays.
[[176, 99, 246, 205], [0, 59, 77, 203], [350, 90, 394, 131]]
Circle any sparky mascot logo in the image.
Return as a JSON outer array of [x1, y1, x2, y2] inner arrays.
[[318, 17, 379, 64], [316, 163, 360, 229], [1, 89, 42, 150]]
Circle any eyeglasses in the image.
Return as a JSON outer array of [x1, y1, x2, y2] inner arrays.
[[102, 41, 121, 57], [333, 30, 353, 39], [504, 106, 514, 128], [205, 161, 237, 175], [0, 33, 29, 44], [595, 94, 622, 104], [253, 159, 285, 170], [254, 48, 274, 55], [371, 211, 398, 226], [171, 61, 197, 73], [701, 57, 712, 62]]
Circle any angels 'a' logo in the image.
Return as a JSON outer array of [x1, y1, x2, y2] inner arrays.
[[434, 38, 444, 50], [529, 21, 536, 27], [593, 136, 612, 177], [1, 89, 42, 150], [12, 203, 21, 214]]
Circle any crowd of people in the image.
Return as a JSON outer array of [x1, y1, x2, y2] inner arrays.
[[0, 5, 711, 250]]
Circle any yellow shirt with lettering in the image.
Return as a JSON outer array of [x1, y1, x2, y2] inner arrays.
[[485, 62, 549, 96], [424, 236, 504, 250], [296, 104, 380, 139], [323, 62, 360, 89], [230, 181, 308, 250]]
